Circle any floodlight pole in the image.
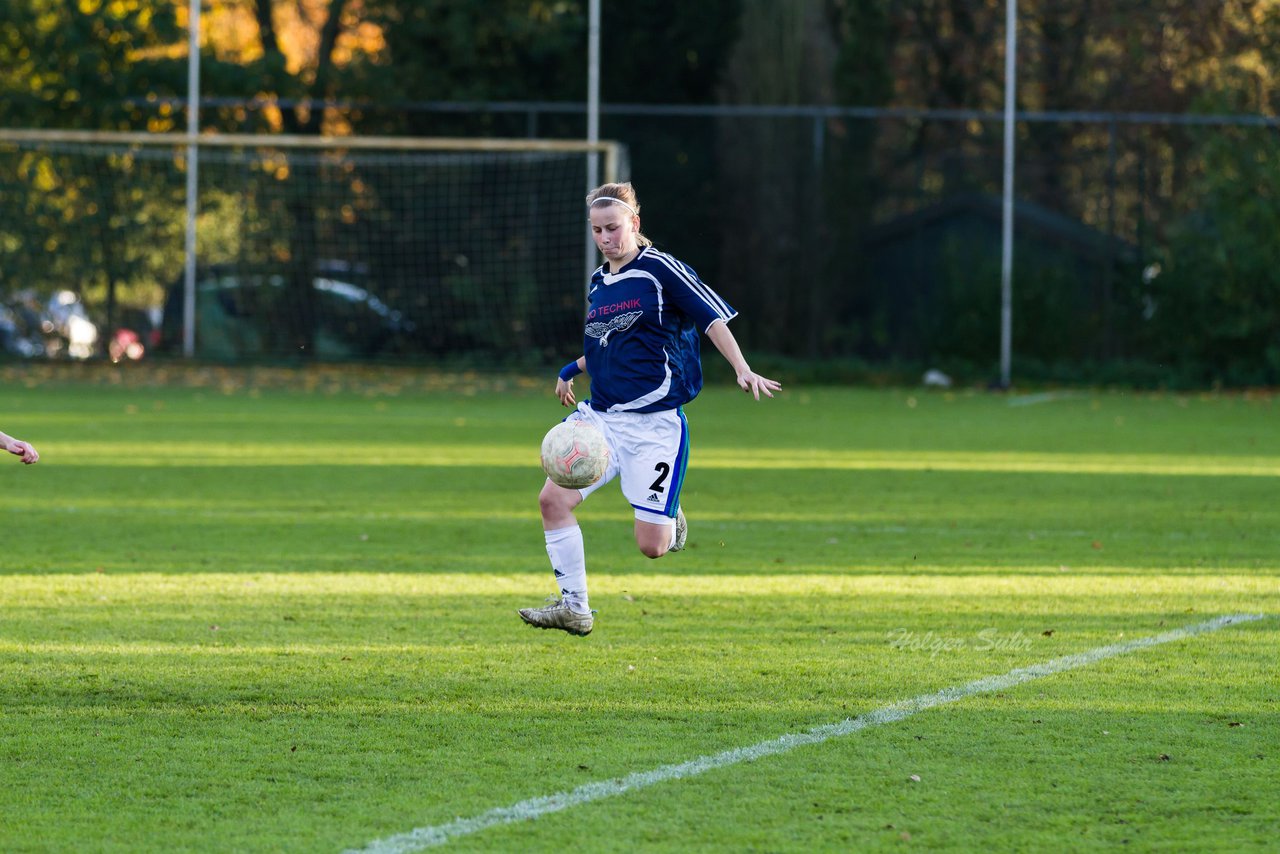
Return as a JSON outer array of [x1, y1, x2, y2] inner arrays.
[[182, 0, 201, 358], [585, 0, 601, 292], [998, 0, 1017, 388]]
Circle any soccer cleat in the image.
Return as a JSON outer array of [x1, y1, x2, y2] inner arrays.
[[670, 507, 688, 552], [518, 598, 595, 636]]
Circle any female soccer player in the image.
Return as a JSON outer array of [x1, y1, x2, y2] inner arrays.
[[0, 429, 39, 464], [519, 182, 781, 636]]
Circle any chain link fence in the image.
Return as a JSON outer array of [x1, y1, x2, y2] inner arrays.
[[4, 101, 1277, 384]]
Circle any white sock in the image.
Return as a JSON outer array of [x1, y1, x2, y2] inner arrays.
[[668, 520, 678, 550], [545, 525, 589, 613]]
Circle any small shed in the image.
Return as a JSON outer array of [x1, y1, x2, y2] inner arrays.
[[858, 193, 1140, 363]]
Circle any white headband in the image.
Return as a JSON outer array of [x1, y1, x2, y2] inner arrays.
[[589, 197, 638, 217]]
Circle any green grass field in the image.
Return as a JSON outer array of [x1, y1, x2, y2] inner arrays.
[[1, 367, 1276, 852]]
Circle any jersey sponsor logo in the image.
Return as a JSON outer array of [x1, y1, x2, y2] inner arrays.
[[585, 310, 642, 347], [588, 297, 642, 319]]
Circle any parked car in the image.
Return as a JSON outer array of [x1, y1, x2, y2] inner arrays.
[[159, 262, 415, 360], [0, 289, 100, 359]]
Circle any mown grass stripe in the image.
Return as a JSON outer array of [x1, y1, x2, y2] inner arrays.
[[350, 613, 1265, 853], [33, 442, 1280, 476]]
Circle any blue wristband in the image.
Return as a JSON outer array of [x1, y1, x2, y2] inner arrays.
[[558, 361, 583, 382]]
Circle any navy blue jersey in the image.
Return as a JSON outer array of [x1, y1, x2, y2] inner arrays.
[[583, 246, 736, 413]]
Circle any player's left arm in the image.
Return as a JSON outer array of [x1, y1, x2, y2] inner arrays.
[[706, 320, 781, 401]]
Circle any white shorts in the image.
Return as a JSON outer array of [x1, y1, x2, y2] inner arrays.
[[564, 401, 688, 523]]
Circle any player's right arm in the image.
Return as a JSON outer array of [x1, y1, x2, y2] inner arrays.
[[556, 357, 585, 407], [0, 430, 39, 464]]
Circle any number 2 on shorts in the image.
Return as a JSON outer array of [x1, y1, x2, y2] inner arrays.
[[649, 461, 671, 493]]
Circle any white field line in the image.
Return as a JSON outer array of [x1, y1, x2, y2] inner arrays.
[[349, 613, 1266, 854]]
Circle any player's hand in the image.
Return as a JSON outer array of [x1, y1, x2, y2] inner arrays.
[[5, 440, 39, 464], [556, 377, 577, 408], [736, 370, 781, 401]]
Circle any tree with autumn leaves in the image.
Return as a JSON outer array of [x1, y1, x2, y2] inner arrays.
[[1, 0, 1277, 380]]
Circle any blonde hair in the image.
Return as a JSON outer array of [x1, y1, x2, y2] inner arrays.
[[586, 182, 653, 248]]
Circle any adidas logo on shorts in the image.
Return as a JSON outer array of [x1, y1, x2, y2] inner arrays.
[[646, 493, 661, 503]]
